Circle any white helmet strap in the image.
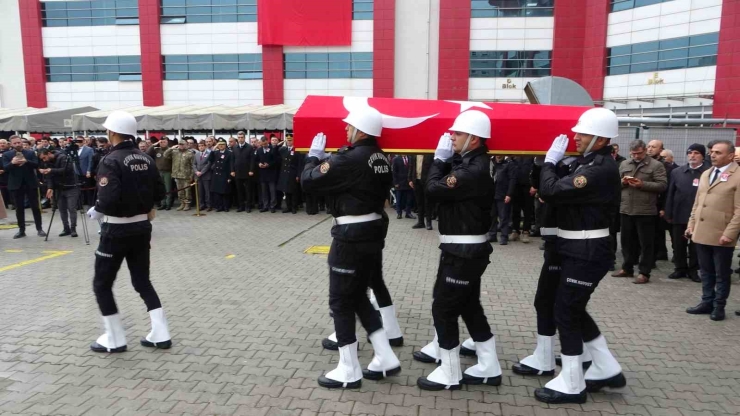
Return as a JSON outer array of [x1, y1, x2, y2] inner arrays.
[[349, 126, 358, 144], [461, 134, 473, 155], [584, 135, 600, 156]]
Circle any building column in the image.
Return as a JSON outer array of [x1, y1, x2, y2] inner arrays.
[[138, 0, 164, 106], [19, 0, 47, 108], [262, 45, 284, 105], [713, 0, 740, 129], [373, 0, 395, 98], [437, 0, 470, 100]]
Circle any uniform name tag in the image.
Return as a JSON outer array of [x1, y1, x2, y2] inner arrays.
[[721, 173, 729, 182], [693, 179, 699, 187]]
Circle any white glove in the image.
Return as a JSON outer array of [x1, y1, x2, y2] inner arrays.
[[308, 133, 328, 160], [434, 133, 454, 162], [87, 207, 103, 220], [545, 134, 569, 165]]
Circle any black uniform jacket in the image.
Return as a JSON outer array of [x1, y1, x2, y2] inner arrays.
[[301, 138, 392, 244], [427, 146, 494, 259], [94, 141, 165, 218], [539, 145, 620, 263], [208, 149, 234, 194], [277, 146, 302, 194]]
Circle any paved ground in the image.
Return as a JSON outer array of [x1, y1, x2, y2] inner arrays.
[[0, 207, 739, 416]]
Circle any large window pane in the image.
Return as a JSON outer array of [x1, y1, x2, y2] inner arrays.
[[630, 62, 657, 73], [630, 52, 658, 64], [690, 32, 719, 46], [659, 48, 688, 60], [659, 37, 689, 50], [635, 0, 662, 7], [689, 45, 718, 57], [606, 32, 717, 74], [631, 41, 659, 53]]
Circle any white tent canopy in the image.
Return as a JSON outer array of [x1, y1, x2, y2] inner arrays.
[[0, 106, 98, 132], [71, 104, 298, 132]]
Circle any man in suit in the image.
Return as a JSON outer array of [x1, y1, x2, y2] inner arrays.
[[277, 135, 302, 214], [193, 141, 212, 211], [489, 155, 516, 245], [392, 154, 415, 220], [408, 154, 435, 230], [664, 144, 709, 283], [251, 136, 279, 213], [232, 131, 255, 212], [74, 135, 94, 206], [685, 140, 740, 321], [1, 135, 46, 238]]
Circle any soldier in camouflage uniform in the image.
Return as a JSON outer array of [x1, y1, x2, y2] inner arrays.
[[166, 139, 195, 211]]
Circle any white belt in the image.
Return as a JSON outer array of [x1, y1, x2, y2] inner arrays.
[[557, 228, 609, 240], [103, 214, 148, 224], [540, 227, 558, 236], [439, 234, 488, 244], [333, 212, 382, 226]]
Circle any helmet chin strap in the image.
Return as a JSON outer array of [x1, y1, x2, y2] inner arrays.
[[348, 126, 358, 144], [460, 134, 473, 155], [584, 135, 600, 156]]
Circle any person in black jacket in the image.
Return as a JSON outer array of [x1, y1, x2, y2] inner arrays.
[[415, 110, 502, 391], [510, 156, 535, 243], [232, 131, 254, 212], [208, 138, 235, 212], [39, 149, 80, 237], [408, 154, 435, 230], [252, 136, 279, 212], [392, 154, 415, 219], [664, 143, 709, 282], [1, 135, 45, 238], [489, 155, 516, 245], [85, 111, 170, 354], [277, 135, 302, 214]]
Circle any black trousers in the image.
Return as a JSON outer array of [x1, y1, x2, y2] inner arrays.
[[511, 185, 534, 233], [696, 243, 734, 307], [57, 187, 80, 230], [395, 189, 413, 215], [671, 223, 697, 274], [413, 179, 431, 221], [620, 214, 655, 276], [367, 251, 393, 308], [260, 182, 277, 209], [235, 178, 250, 208], [490, 199, 511, 236], [12, 187, 42, 231], [284, 192, 299, 212], [93, 223, 162, 316], [556, 256, 607, 356], [305, 192, 318, 215], [534, 241, 561, 336], [212, 192, 229, 210], [248, 178, 260, 208], [328, 240, 383, 347], [432, 253, 493, 350], [654, 215, 669, 259]]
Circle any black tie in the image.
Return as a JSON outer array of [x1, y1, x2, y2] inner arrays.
[[711, 169, 720, 185]]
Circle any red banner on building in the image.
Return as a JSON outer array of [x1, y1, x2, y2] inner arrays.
[[257, 0, 352, 46], [294, 96, 590, 154]]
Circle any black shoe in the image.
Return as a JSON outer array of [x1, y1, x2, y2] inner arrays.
[[412, 351, 439, 364], [321, 337, 339, 351], [158, 205, 166, 210], [282, 209, 291, 213], [37, 229, 46, 237], [90, 342, 127, 353], [246, 208, 252, 213], [199, 206, 207, 211], [585, 372, 627, 392], [426, 220, 433, 230], [686, 303, 713, 314], [711, 307, 725, 321], [236, 208, 245, 212], [512, 363, 555, 376], [735, 267, 740, 274], [318, 375, 361, 389], [534, 387, 587, 404], [499, 238, 508, 246], [668, 271, 687, 279], [486, 232, 498, 243], [270, 209, 276, 213], [417, 376, 461, 391], [362, 366, 401, 380], [689, 272, 701, 283], [165, 205, 171, 211], [608, 264, 615, 271], [405, 213, 416, 219], [735, 310, 740, 316], [461, 373, 501, 386], [59, 229, 71, 237], [460, 345, 477, 357], [412, 222, 425, 229], [396, 213, 402, 219], [216, 208, 225, 212], [555, 356, 591, 370], [70, 228, 78, 237], [140, 338, 172, 349], [14, 231, 25, 239], [259, 208, 268, 212]]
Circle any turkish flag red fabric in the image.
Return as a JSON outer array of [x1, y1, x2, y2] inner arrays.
[[294, 96, 590, 154], [257, 0, 352, 46]]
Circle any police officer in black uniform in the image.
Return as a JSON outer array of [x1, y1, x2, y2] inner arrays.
[[416, 110, 503, 391], [86, 111, 172, 353], [301, 107, 401, 389], [534, 108, 626, 404]]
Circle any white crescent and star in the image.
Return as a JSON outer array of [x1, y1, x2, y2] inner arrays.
[[342, 97, 492, 130]]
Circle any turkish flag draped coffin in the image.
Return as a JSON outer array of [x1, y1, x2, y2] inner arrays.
[[257, 0, 352, 46], [293, 96, 591, 154]]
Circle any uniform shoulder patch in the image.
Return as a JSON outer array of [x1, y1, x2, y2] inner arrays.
[[446, 175, 457, 188], [319, 162, 330, 174], [573, 175, 587, 188], [99, 177, 109, 187]]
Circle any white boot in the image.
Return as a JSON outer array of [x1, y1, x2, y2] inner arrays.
[[584, 335, 626, 391], [413, 332, 440, 363], [535, 355, 587, 404], [379, 305, 403, 343], [91, 314, 127, 353], [462, 337, 502, 385], [460, 337, 477, 356], [418, 345, 462, 390], [515, 335, 556, 375], [581, 342, 593, 363], [364, 329, 401, 379], [318, 341, 363, 389], [368, 290, 379, 310], [141, 308, 172, 349]]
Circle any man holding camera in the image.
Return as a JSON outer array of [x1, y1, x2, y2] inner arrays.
[[39, 149, 80, 237]]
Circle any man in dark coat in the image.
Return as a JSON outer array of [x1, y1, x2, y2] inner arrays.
[[251, 136, 279, 212], [232, 131, 255, 212], [277, 135, 302, 214], [392, 154, 415, 219], [408, 154, 435, 230], [664, 143, 709, 282], [208, 138, 234, 212], [2, 135, 45, 238], [489, 156, 516, 245]]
